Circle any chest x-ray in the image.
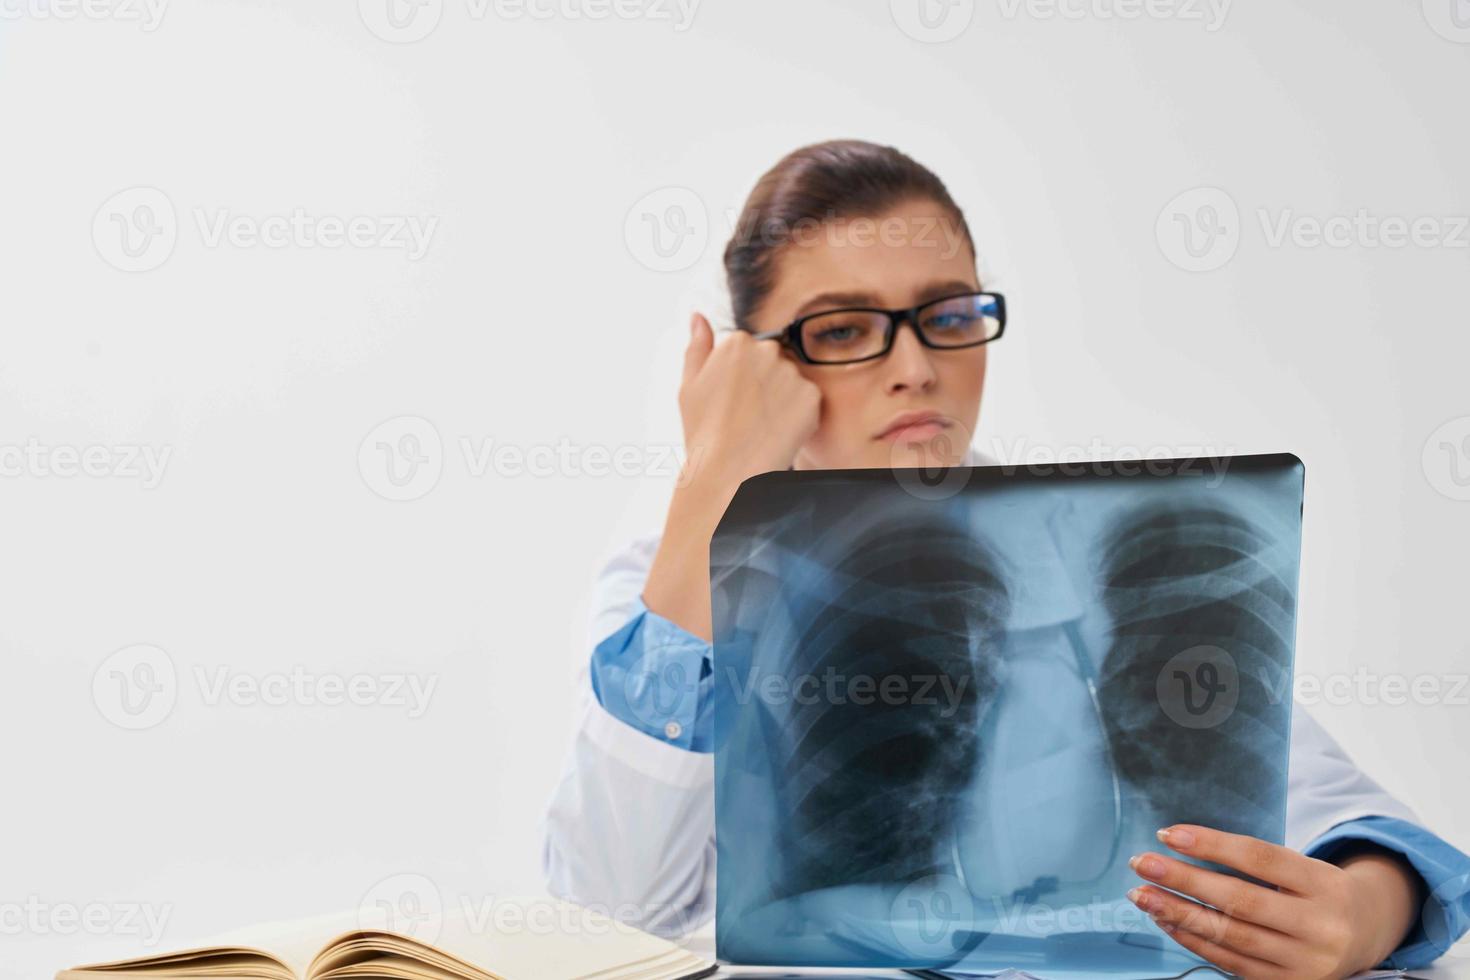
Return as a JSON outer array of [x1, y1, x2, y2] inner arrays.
[[710, 454, 1304, 977]]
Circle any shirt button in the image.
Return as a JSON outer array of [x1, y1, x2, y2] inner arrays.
[[663, 720, 683, 740]]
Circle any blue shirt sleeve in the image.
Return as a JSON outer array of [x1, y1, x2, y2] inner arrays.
[[587, 594, 715, 753], [1304, 815, 1470, 969]]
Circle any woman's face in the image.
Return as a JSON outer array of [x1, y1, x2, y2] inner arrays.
[[747, 197, 989, 472]]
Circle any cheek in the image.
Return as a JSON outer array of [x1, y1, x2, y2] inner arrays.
[[943, 348, 988, 402], [800, 368, 869, 441]]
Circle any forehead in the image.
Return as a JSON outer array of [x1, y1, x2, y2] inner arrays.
[[762, 200, 978, 315]]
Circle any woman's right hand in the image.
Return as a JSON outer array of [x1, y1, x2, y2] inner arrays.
[[677, 312, 821, 492], [642, 313, 821, 642]]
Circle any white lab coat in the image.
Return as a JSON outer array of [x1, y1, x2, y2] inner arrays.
[[541, 448, 1420, 939]]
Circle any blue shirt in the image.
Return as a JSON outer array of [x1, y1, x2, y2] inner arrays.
[[588, 597, 1470, 968]]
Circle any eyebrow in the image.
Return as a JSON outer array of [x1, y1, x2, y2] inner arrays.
[[790, 279, 980, 320]]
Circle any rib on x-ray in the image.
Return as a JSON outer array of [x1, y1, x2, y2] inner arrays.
[[1096, 500, 1296, 841], [771, 507, 1008, 900], [711, 454, 1305, 975]]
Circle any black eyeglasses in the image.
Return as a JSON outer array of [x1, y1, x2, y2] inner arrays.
[[746, 291, 1006, 365]]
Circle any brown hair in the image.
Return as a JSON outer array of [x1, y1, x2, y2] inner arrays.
[[722, 139, 976, 331]]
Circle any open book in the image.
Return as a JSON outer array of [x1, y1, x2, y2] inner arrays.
[[56, 897, 716, 980]]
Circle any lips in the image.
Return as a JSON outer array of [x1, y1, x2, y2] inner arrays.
[[875, 410, 951, 442]]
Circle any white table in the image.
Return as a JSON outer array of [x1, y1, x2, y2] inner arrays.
[[681, 927, 1470, 978]]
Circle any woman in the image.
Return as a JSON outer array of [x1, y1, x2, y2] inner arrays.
[[543, 140, 1470, 977]]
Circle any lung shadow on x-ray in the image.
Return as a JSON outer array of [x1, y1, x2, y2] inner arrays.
[[1095, 499, 1296, 838], [768, 508, 1011, 900]]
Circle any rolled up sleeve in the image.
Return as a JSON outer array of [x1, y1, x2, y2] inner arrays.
[[1304, 815, 1470, 969], [587, 595, 715, 752]]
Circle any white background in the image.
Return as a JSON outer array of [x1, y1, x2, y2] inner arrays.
[[2, 0, 1468, 975]]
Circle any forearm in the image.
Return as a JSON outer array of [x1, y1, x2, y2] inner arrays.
[[642, 455, 744, 643]]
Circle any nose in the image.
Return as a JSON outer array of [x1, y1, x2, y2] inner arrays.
[[882, 319, 939, 394]]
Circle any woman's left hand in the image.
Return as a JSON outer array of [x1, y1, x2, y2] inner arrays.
[[1126, 824, 1421, 980]]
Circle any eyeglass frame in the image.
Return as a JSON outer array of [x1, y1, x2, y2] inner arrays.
[[737, 290, 1007, 366]]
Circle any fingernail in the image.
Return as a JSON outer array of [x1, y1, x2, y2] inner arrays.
[[1129, 853, 1165, 878], [690, 315, 699, 336], [1158, 826, 1196, 850], [1127, 887, 1158, 913]]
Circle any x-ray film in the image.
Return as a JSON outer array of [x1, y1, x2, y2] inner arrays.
[[710, 454, 1305, 976]]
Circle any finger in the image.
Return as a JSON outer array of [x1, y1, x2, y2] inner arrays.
[[1130, 853, 1305, 931], [682, 313, 714, 386], [1154, 914, 1285, 980], [1158, 825, 1328, 895], [1129, 886, 1296, 967]]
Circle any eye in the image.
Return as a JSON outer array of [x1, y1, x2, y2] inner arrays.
[[922, 310, 979, 332], [812, 322, 864, 342]]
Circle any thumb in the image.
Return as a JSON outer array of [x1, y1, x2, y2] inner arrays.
[[682, 312, 714, 386]]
